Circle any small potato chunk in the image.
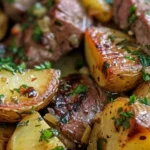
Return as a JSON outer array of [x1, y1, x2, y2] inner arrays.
[[0, 124, 15, 150], [88, 97, 150, 150], [0, 69, 60, 122], [81, 0, 112, 22], [7, 112, 65, 150], [0, 10, 8, 40], [134, 82, 150, 104], [85, 27, 142, 92]]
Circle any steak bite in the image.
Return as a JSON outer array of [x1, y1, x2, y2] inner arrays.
[[48, 74, 108, 143], [10, 0, 92, 66], [113, 0, 150, 55]]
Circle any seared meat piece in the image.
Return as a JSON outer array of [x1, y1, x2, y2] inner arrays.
[[48, 74, 107, 143], [113, 0, 150, 55], [11, 0, 92, 67], [3, 0, 37, 21]]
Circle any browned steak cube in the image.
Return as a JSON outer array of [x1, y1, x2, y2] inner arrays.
[[113, 0, 150, 55]]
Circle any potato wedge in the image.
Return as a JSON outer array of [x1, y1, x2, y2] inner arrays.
[[85, 27, 142, 92], [7, 112, 65, 150], [88, 97, 150, 150], [81, 0, 112, 22], [0, 69, 60, 122], [134, 81, 150, 104], [0, 124, 15, 150], [0, 10, 8, 40]]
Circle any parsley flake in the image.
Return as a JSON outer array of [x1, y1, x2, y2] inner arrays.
[[34, 61, 51, 70], [39, 128, 59, 143]]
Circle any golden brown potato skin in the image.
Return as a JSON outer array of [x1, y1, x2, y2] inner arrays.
[[85, 27, 142, 92], [0, 69, 60, 122], [88, 97, 150, 150], [0, 124, 15, 150]]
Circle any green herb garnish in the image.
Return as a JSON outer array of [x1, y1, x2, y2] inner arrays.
[[39, 128, 59, 142], [17, 120, 29, 127], [139, 97, 149, 105], [52, 146, 66, 150], [34, 61, 51, 70], [129, 94, 137, 104], [33, 26, 43, 42], [0, 94, 5, 104], [68, 85, 88, 97], [142, 72, 150, 81], [0, 57, 26, 74], [112, 108, 133, 131], [97, 138, 107, 150], [5, 0, 15, 3], [46, 0, 55, 8], [107, 35, 115, 42], [128, 5, 137, 24]]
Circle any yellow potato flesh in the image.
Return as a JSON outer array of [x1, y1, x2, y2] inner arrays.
[[0, 69, 60, 122], [88, 98, 150, 150], [81, 0, 112, 22], [7, 112, 65, 150]]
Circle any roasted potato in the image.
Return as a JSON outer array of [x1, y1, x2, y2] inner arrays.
[[85, 27, 142, 92], [88, 97, 150, 150], [0, 10, 8, 40], [0, 69, 60, 122], [134, 81, 150, 104], [7, 112, 65, 150], [81, 0, 112, 22], [0, 124, 15, 150]]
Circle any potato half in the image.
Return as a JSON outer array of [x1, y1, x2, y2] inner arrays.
[[81, 0, 112, 22], [0, 124, 15, 150], [0, 69, 60, 122], [7, 112, 65, 150], [88, 97, 150, 150], [85, 27, 142, 92]]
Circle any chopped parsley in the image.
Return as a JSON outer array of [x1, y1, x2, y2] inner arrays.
[[52, 146, 66, 150], [112, 108, 133, 131], [97, 138, 107, 150], [128, 5, 137, 24], [46, 0, 55, 8], [33, 26, 43, 42], [5, 0, 15, 3], [139, 53, 150, 67], [0, 94, 5, 104], [39, 128, 59, 143], [139, 97, 149, 105], [17, 120, 29, 127], [129, 94, 149, 105], [68, 85, 88, 97], [0, 56, 26, 74], [124, 55, 135, 61], [107, 35, 115, 42], [34, 61, 51, 70], [142, 71, 150, 81], [129, 94, 137, 104]]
